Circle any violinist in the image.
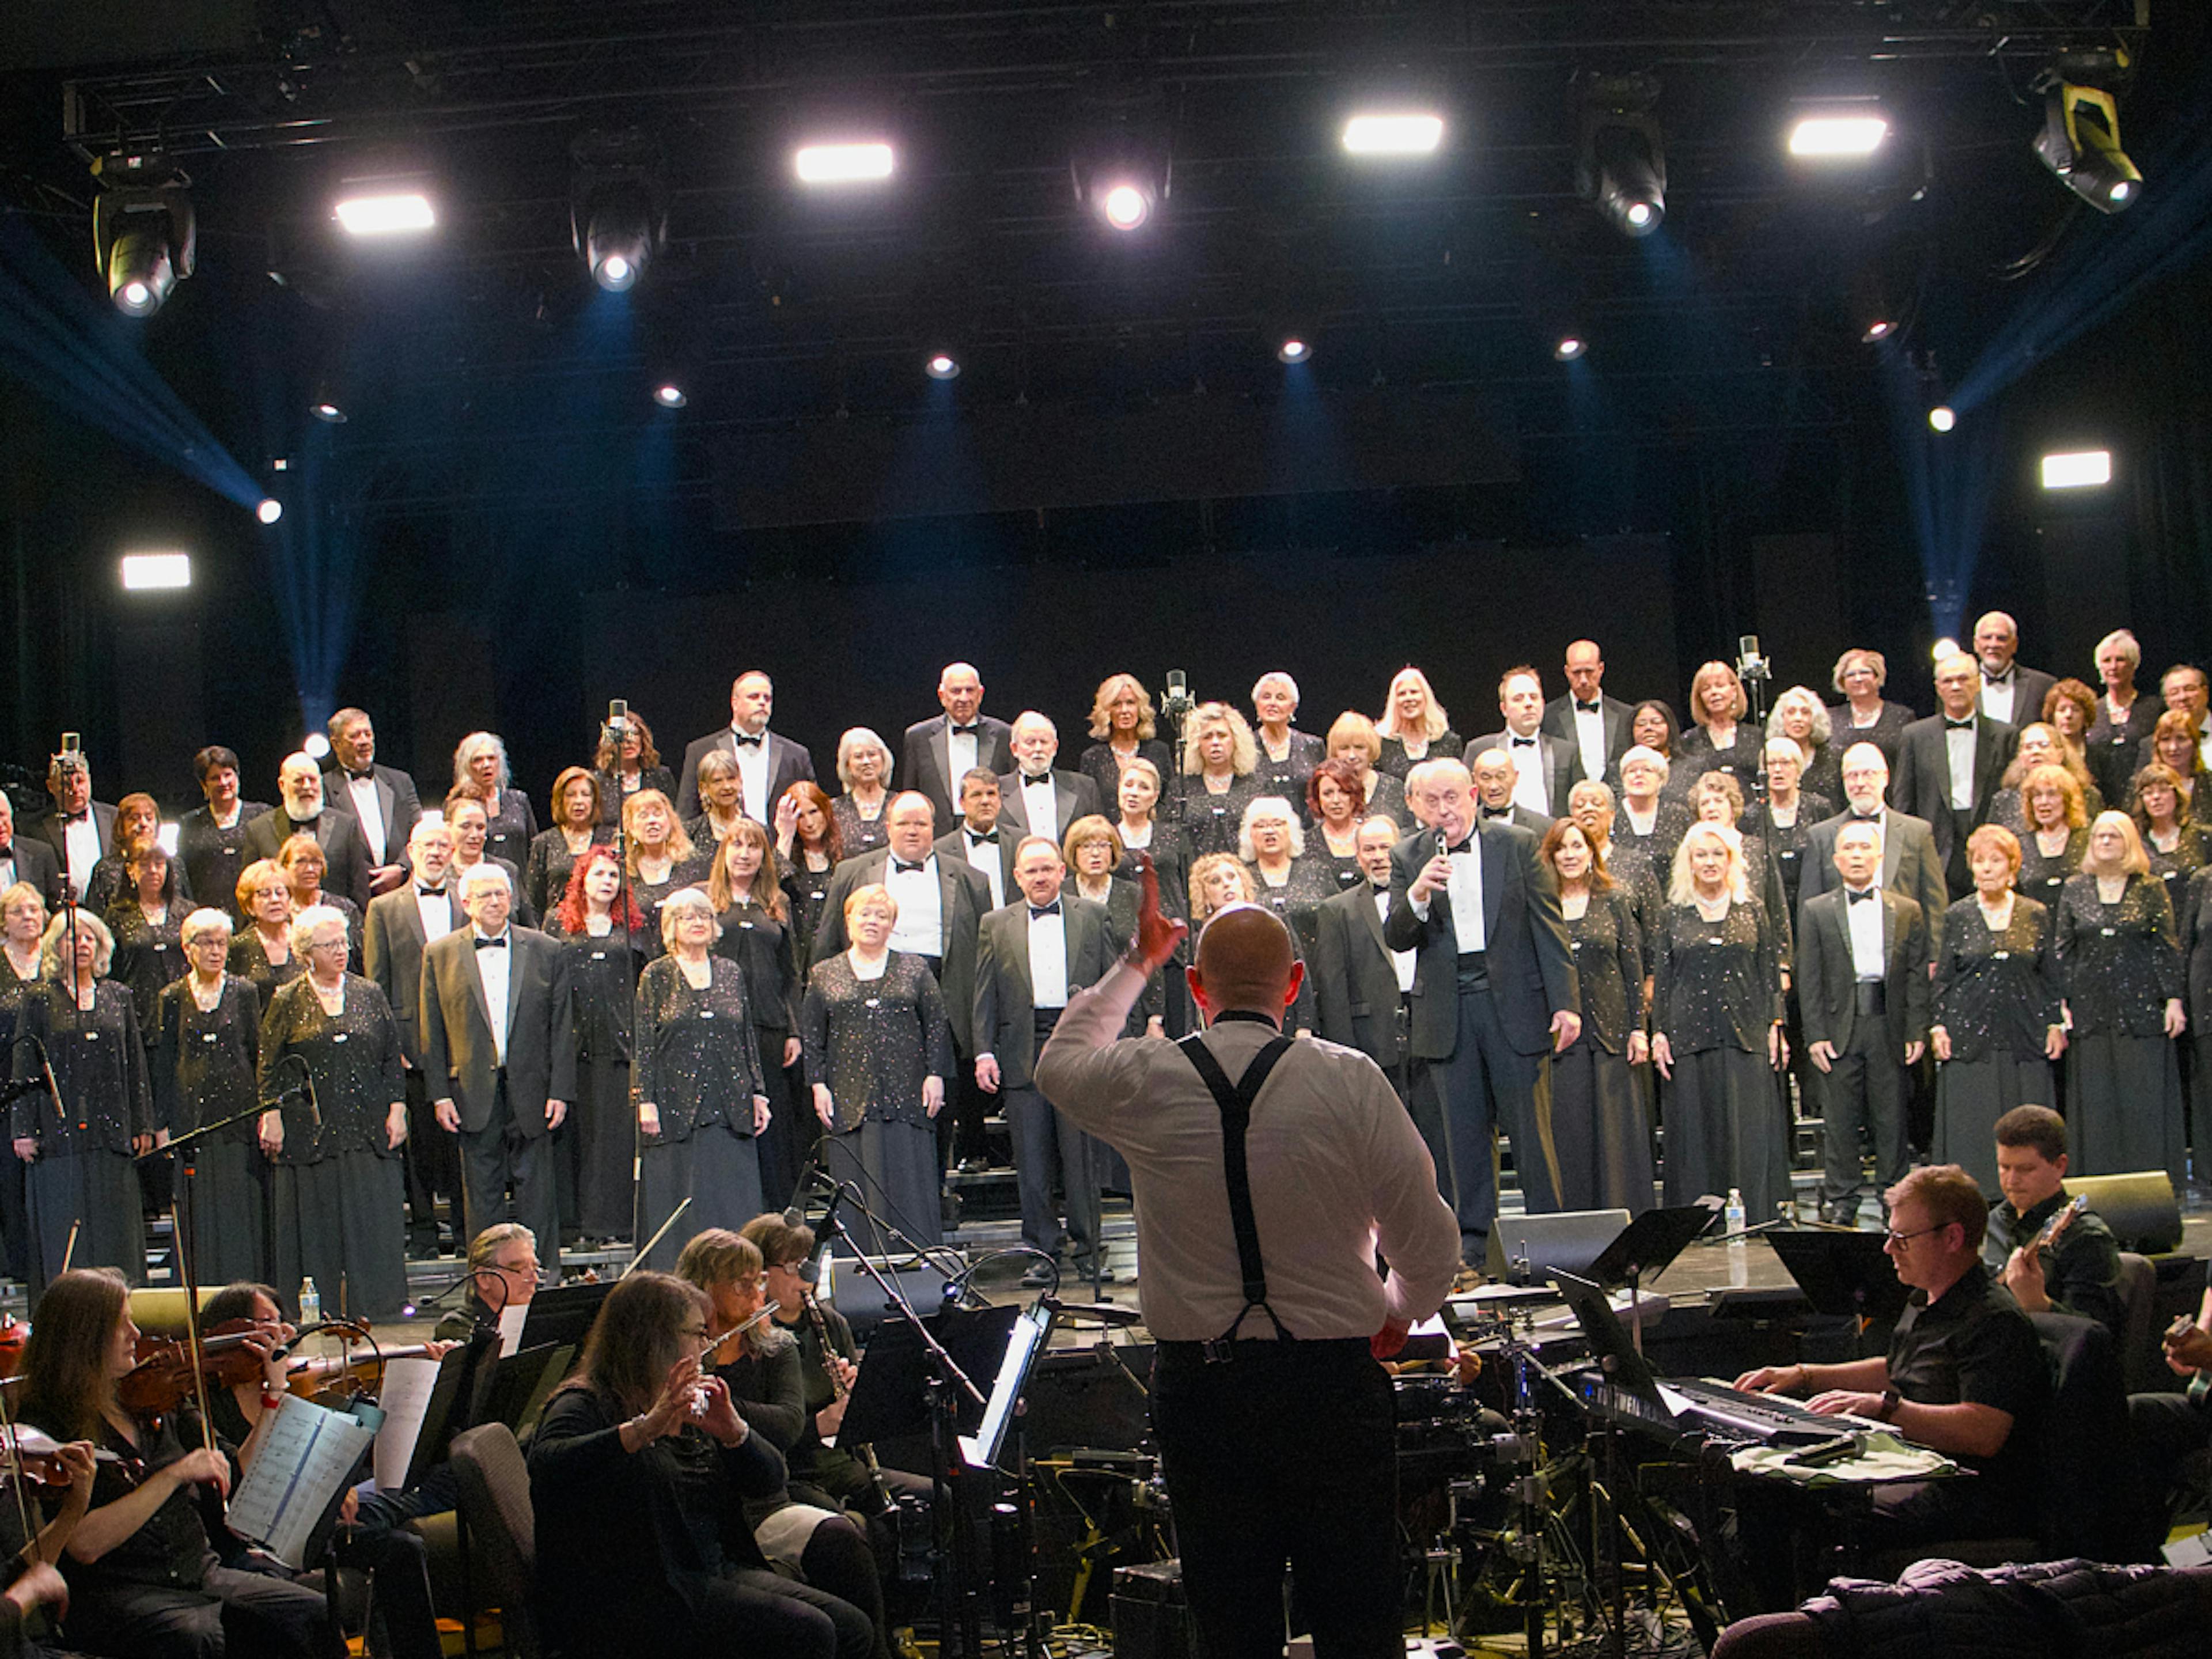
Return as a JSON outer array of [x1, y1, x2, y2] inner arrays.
[[672, 1232, 890, 1659], [14, 1268, 329, 1658], [0, 1412, 95, 1659], [528, 1272, 873, 1659], [195, 1285, 444, 1659]]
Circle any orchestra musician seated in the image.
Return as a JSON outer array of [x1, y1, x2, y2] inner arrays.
[[1735, 1166, 2048, 1553], [1980, 1105, 2124, 1340]]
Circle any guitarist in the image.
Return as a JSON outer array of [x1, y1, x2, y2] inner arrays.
[[1982, 1104, 2124, 1339]]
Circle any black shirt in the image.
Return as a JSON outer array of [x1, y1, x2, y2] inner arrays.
[[1980, 1191, 2125, 1342], [1885, 1260, 2047, 1502]]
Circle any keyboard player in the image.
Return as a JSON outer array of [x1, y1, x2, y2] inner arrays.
[[1734, 1165, 2048, 1552]]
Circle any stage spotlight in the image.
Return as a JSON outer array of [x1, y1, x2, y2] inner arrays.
[[1577, 77, 1666, 239], [1927, 405, 1956, 433], [1341, 113, 1444, 156], [1862, 319, 1896, 343], [653, 384, 686, 409], [302, 733, 332, 761], [310, 400, 347, 424], [573, 131, 668, 293], [794, 142, 895, 184], [926, 352, 961, 381], [120, 552, 191, 592], [92, 155, 195, 317], [1933, 637, 1959, 661], [1788, 111, 1891, 160], [1277, 337, 1310, 364], [2033, 83, 2141, 213], [256, 498, 283, 524], [1097, 181, 1153, 231], [1554, 335, 1587, 361], [2041, 449, 2112, 489], [334, 189, 435, 236]]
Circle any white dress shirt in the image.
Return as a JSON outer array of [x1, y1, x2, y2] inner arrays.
[[1017, 774, 1059, 843], [961, 828, 1006, 909], [416, 885, 456, 943], [1571, 702, 1607, 785], [1843, 885, 1885, 982], [345, 774, 389, 864], [474, 928, 513, 1065], [948, 726, 979, 784], [732, 728, 772, 823], [60, 816, 101, 896], [1979, 672, 2017, 726], [1506, 734, 1548, 815], [1409, 840, 1487, 955], [1376, 890, 1417, 993], [1944, 721, 1976, 811], [1027, 906, 1070, 1009], [885, 855, 943, 957]]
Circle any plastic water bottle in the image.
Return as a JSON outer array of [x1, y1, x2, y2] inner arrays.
[[298, 1276, 321, 1331], [1725, 1189, 1749, 1288]]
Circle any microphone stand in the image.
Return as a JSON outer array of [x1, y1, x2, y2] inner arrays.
[[817, 1179, 986, 1658]]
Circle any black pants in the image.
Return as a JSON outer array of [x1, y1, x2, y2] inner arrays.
[[400, 1067, 458, 1248], [1815, 1009, 1909, 1213], [1152, 1339, 1400, 1659], [454, 1074, 560, 1278], [64, 1562, 338, 1658], [1005, 1084, 1099, 1262], [2129, 1390, 2211, 1550], [1430, 976, 1558, 1257]]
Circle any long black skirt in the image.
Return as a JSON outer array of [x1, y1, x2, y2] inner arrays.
[[1660, 1046, 1789, 1224], [24, 1147, 145, 1297], [637, 1123, 763, 1271], [177, 1138, 270, 1285], [1551, 1043, 1656, 1215], [751, 1029, 812, 1215], [2067, 1032, 2185, 1185], [821, 1118, 941, 1251], [269, 1151, 408, 1322], [1931, 1051, 2055, 1197], [563, 1052, 635, 1241]]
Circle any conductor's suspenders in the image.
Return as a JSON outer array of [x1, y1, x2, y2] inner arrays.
[[1176, 1022, 1297, 1358]]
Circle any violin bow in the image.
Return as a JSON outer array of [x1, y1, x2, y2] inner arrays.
[[58, 1220, 79, 1278], [0, 1370, 39, 1566], [169, 1194, 220, 1456]]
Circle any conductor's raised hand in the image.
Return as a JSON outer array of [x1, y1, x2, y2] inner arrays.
[[1127, 854, 1188, 975]]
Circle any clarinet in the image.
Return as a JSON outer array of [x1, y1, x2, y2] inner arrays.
[[802, 1289, 893, 1508]]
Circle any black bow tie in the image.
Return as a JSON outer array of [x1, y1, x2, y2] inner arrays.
[[950, 724, 979, 736], [0, 843, 10, 857], [891, 857, 927, 875], [1480, 805, 1512, 820], [474, 934, 507, 949], [1982, 668, 2012, 684], [1851, 810, 1881, 823], [289, 813, 320, 829], [1945, 718, 1975, 731], [966, 829, 998, 844], [732, 732, 764, 748], [345, 767, 376, 782], [1511, 736, 1536, 747], [1847, 888, 1877, 904], [1575, 700, 1601, 714], [416, 886, 446, 899], [1021, 774, 1051, 787], [59, 812, 88, 824], [1029, 903, 1062, 921], [1446, 838, 1475, 855]]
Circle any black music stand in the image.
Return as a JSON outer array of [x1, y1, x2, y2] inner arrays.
[[1586, 1202, 1724, 1355], [840, 1304, 1020, 1447], [1764, 1229, 1910, 1342], [518, 1279, 616, 1351]]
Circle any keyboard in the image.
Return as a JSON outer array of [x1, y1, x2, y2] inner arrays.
[[1661, 1378, 1858, 1446]]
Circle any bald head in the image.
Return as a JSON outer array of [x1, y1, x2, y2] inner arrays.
[[1189, 903, 1300, 1021]]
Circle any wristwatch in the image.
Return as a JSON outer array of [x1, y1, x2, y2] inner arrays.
[[1876, 1387, 1902, 1422]]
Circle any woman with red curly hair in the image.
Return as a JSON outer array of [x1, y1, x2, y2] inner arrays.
[[549, 846, 647, 1243]]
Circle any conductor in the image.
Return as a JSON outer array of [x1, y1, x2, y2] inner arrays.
[[1037, 861, 1459, 1659]]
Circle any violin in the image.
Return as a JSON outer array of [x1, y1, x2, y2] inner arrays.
[[0, 1315, 26, 1382], [0, 1426, 119, 1489], [285, 1334, 440, 1400], [118, 1320, 281, 1415]]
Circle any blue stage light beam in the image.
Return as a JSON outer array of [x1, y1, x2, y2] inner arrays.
[[0, 212, 264, 513], [1883, 342, 1998, 645]]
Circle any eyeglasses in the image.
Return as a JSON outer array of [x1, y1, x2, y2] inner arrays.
[[1883, 1224, 1947, 1247], [680, 1323, 709, 1338]]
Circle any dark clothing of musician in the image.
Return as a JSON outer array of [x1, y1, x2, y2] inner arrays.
[[1981, 1191, 2125, 1341], [530, 1385, 871, 1659]]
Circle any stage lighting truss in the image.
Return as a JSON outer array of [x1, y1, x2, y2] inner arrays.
[[1577, 76, 1666, 239], [571, 130, 669, 291], [2032, 78, 2141, 213], [92, 153, 195, 317]]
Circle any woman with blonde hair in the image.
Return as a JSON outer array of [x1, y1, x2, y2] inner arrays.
[[1376, 666, 1461, 780], [2012, 762, 2090, 912], [709, 824, 807, 1210], [1991, 722, 2103, 832], [2057, 811, 2186, 1181], [1676, 661, 1760, 790], [228, 856, 302, 1013], [624, 787, 710, 959], [1174, 701, 1261, 861], [830, 728, 896, 861], [1825, 647, 1914, 767], [1324, 711, 1410, 828], [1079, 673, 1173, 806]]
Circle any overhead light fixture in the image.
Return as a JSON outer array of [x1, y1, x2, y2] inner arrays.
[[92, 154, 194, 317], [120, 552, 191, 591], [1788, 111, 1892, 160], [1577, 75, 1666, 239], [1933, 637, 1959, 661], [572, 130, 667, 292], [334, 188, 436, 237], [2041, 449, 2112, 489], [1862, 318, 1896, 342], [2033, 82, 2141, 213], [925, 351, 961, 381], [310, 399, 347, 424], [794, 142, 895, 184], [1927, 405, 1956, 433], [256, 498, 284, 524], [1554, 335, 1587, 361], [1277, 337, 1310, 364], [1341, 113, 1444, 156], [1097, 181, 1153, 231], [653, 384, 686, 408], [302, 732, 332, 760], [1071, 93, 1172, 236]]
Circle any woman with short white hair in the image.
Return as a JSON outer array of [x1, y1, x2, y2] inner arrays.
[[2087, 627, 2162, 804], [1238, 796, 1331, 961], [1249, 671, 1326, 806], [1611, 745, 1693, 882], [454, 729, 540, 871], [152, 907, 270, 1282], [257, 902, 409, 1318], [1825, 648, 1914, 770], [1766, 685, 1842, 806], [9, 907, 150, 1295], [830, 727, 896, 860]]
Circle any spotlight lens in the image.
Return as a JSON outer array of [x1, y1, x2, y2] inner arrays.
[[1933, 637, 1960, 661], [794, 143, 896, 184], [311, 401, 346, 424], [2108, 179, 2134, 204], [926, 353, 961, 380], [120, 553, 191, 592], [653, 384, 686, 408], [1342, 113, 1445, 156], [303, 733, 332, 760], [1863, 319, 1895, 342], [1278, 338, 1309, 363], [597, 252, 635, 291], [118, 279, 153, 313], [1927, 405, 1956, 433], [1100, 184, 1150, 230], [1624, 200, 1655, 229], [2041, 449, 2112, 490], [334, 192, 436, 236], [1554, 336, 1586, 361], [256, 498, 284, 524], [1789, 115, 1891, 158]]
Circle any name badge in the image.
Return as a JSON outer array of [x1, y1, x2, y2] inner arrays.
[[699, 1010, 714, 1020], [81, 1031, 98, 1042], [1993, 951, 2010, 961], [1707, 937, 1725, 948], [334, 1032, 349, 1043], [590, 951, 607, 961], [2101, 927, 2117, 938], [153, 942, 168, 953], [865, 998, 882, 1010], [740, 921, 755, 930], [202, 1032, 218, 1043]]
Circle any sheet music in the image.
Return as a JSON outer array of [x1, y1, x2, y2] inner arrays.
[[497, 1302, 528, 1358], [226, 1395, 378, 1569], [371, 1357, 442, 1492]]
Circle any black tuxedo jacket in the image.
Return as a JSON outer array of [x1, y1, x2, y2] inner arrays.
[[1478, 804, 1554, 837], [363, 884, 467, 1066], [902, 714, 1015, 829], [812, 849, 993, 1054], [419, 925, 577, 1135], [994, 768, 1106, 845], [1796, 807, 1948, 961], [1892, 713, 2016, 869], [1797, 887, 1932, 1054], [321, 762, 423, 868], [1984, 665, 2056, 730], [1469, 730, 1576, 819], [674, 729, 816, 822], [1383, 820, 1577, 1060], [1312, 882, 1412, 1070], [0, 836, 65, 911], [243, 808, 375, 912], [972, 896, 1119, 1090], [934, 825, 1018, 910], [34, 801, 116, 895], [1541, 693, 1637, 785]]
